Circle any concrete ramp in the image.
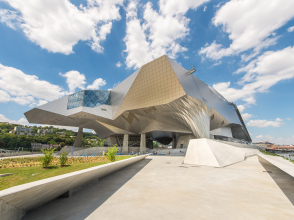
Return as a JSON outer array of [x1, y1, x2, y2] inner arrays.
[[184, 138, 259, 167]]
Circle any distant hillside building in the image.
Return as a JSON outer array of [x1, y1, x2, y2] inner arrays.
[[37, 129, 53, 135], [56, 132, 65, 136], [252, 141, 274, 149], [31, 143, 60, 150], [31, 143, 50, 150], [14, 126, 32, 135]]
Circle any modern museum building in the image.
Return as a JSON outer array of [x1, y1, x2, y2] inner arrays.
[[25, 55, 251, 154]]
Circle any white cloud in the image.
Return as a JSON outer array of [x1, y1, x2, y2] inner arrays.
[[116, 61, 122, 67], [0, 90, 10, 102], [87, 78, 106, 90], [203, 6, 207, 12], [59, 71, 106, 92], [241, 113, 253, 121], [0, 0, 123, 54], [59, 71, 86, 93], [199, 0, 294, 61], [256, 135, 263, 139], [287, 26, 294, 32], [0, 63, 106, 106], [286, 118, 292, 121], [212, 60, 222, 66], [237, 105, 245, 113], [0, 8, 22, 30], [0, 63, 66, 105], [124, 0, 209, 68], [213, 46, 294, 104], [0, 114, 28, 125], [247, 118, 283, 128]]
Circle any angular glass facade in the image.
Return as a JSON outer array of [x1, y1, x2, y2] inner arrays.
[[67, 90, 111, 109], [67, 90, 84, 109], [84, 90, 111, 107]]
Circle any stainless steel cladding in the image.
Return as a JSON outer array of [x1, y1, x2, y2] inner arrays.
[[25, 55, 251, 143]]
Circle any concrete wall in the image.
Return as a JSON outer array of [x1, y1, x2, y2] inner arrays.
[[57, 147, 85, 155], [176, 135, 195, 148], [0, 152, 40, 158], [147, 148, 186, 156], [0, 155, 148, 220]]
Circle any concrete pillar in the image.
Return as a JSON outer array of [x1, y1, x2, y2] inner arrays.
[[123, 134, 129, 154], [140, 133, 146, 152], [172, 137, 176, 149], [73, 127, 83, 148]]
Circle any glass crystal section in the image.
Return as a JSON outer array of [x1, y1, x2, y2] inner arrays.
[[67, 90, 111, 109], [67, 90, 84, 109], [83, 90, 111, 107]]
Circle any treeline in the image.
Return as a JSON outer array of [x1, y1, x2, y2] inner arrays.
[[0, 123, 98, 150]]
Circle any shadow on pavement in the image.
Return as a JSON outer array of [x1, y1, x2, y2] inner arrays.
[[22, 158, 152, 220], [258, 156, 294, 205]]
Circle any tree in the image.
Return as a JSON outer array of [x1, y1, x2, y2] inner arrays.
[[47, 140, 57, 145], [98, 138, 107, 147], [153, 141, 159, 148], [0, 140, 6, 148], [39, 148, 55, 168], [32, 126, 38, 133], [59, 151, 68, 166], [105, 145, 118, 162]]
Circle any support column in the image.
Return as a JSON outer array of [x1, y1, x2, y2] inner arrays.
[[123, 134, 129, 155], [172, 136, 176, 149], [140, 133, 146, 153], [73, 127, 83, 148]]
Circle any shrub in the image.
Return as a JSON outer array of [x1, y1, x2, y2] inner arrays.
[[39, 148, 55, 168], [98, 138, 107, 147], [105, 145, 118, 162], [59, 151, 68, 166]]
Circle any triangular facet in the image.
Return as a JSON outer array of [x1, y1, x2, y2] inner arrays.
[[114, 55, 186, 119], [111, 68, 141, 118]]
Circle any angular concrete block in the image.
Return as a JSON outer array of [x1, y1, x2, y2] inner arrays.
[[184, 138, 259, 167]]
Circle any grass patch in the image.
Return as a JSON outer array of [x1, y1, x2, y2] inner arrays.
[[0, 155, 132, 191], [259, 149, 294, 164], [0, 156, 112, 169], [259, 149, 281, 157]]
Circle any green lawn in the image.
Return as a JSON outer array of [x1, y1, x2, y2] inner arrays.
[[0, 155, 132, 191], [259, 149, 281, 157]]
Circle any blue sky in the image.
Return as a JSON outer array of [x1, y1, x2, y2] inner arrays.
[[0, 0, 293, 144]]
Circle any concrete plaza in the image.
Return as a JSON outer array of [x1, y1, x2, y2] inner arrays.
[[23, 156, 294, 220]]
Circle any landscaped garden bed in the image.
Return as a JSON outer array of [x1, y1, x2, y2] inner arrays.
[[0, 155, 132, 190]]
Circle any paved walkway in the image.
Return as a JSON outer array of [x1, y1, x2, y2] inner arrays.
[[23, 156, 294, 220]]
